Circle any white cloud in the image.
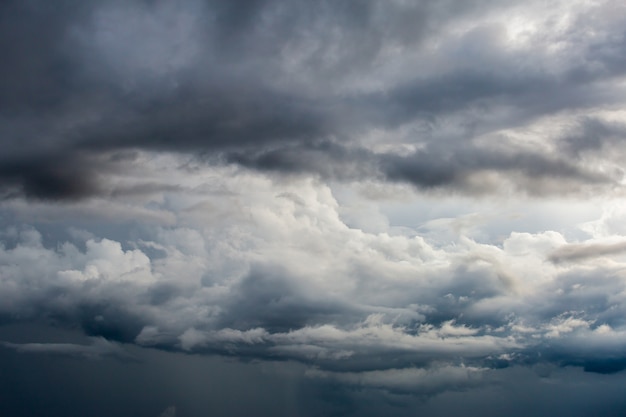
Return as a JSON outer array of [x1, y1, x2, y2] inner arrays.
[[1, 153, 626, 392]]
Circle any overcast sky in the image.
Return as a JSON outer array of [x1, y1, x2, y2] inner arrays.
[[2, 0, 626, 416]]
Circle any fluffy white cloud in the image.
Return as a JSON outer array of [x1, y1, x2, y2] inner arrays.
[[2, 154, 626, 392]]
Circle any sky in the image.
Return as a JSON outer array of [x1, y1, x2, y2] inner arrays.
[[1, 0, 626, 416]]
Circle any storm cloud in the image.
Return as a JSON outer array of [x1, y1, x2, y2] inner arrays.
[[2, 0, 626, 199], [2, 0, 626, 416]]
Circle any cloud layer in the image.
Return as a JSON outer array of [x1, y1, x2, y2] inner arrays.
[[2, 0, 626, 412], [2, 157, 626, 398], [1, 0, 626, 199]]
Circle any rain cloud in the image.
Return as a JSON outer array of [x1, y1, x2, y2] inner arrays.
[[2, 0, 626, 416]]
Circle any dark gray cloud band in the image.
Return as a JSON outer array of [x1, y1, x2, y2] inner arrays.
[[1, 0, 626, 199]]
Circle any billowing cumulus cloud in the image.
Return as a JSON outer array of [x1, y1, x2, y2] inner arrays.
[[1, 157, 626, 395], [2, 0, 626, 415]]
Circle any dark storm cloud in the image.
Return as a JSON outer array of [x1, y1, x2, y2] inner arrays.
[[2, 0, 626, 199], [0, 152, 105, 200], [549, 240, 626, 263], [380, 145, 606, 191], [0, 1, 91, 113], [229, 137, 608, 195], [225, 139, 377, 182], [558, 117, 626, 157]]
